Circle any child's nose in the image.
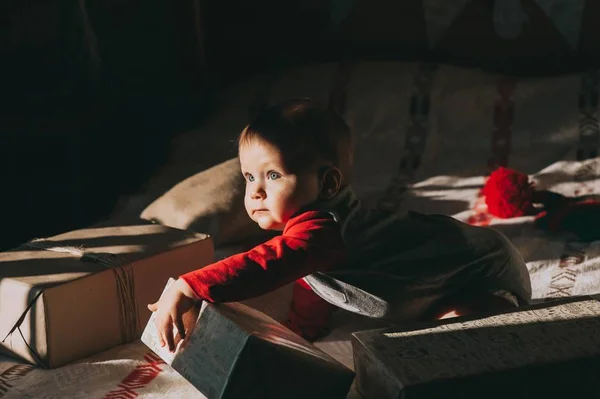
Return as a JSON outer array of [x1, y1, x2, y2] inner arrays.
[[251, 188, 266, 200]]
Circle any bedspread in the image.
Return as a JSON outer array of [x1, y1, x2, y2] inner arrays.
[[2, 154, 599, 398]]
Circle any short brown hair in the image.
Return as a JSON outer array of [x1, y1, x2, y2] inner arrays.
[[238, 99, 353, 180]]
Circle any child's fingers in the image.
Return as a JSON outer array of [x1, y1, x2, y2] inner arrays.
[[147, 303, 158, 312], [175, 315, 186, 340], [153, 314, 165, 347], [163, 323, 176, 352], [157, 320, 167, 347], [157, 317, 174, 350]]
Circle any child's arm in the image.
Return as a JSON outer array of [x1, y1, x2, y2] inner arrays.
[[180, 211, 347, 304], [149, 211, 345, 350]]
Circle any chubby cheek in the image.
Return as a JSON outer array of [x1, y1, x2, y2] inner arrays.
[[243, 189, 254, 218], [270, 187, 296, 219]]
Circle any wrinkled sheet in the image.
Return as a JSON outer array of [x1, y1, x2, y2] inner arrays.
[[2, 154, 599, 398]]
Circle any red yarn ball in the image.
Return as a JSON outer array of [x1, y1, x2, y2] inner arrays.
[[483, 167, 534, 218]]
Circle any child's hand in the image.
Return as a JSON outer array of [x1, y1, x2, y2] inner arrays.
[[147, 279, 199, 352]]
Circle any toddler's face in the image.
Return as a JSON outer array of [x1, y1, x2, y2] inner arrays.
[[239, 140, 321, 230]]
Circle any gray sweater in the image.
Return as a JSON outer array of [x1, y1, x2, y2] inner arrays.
[[303, 185, 533, 322]]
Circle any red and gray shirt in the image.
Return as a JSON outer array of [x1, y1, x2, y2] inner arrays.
[[181, 185, 532, 322]]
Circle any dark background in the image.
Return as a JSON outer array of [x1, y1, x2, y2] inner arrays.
[[2, 0, 599, 250]]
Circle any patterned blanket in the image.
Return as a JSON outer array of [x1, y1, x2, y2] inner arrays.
[[2, 155, 599, 399], [3, 59, 600, 397]]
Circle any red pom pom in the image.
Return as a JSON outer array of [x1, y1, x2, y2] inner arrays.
[[483, 167, 534, 218]]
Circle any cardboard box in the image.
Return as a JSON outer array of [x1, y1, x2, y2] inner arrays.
[[142, 279, 355, 399], [352, 295, 600, 399], [0, 219, 213, 368]]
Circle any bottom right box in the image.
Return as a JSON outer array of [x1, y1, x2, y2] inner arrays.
[[352, 295, 600, 399]]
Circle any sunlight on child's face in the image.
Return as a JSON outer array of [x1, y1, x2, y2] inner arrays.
[[239, 140, 321, 230]]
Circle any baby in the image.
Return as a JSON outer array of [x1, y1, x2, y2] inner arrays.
[[148, 99, 532, 351]]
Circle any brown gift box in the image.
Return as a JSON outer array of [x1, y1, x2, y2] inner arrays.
[[142, 279, 355, 399], [352, 295, 600, 399], [0, 219, 213, 368]]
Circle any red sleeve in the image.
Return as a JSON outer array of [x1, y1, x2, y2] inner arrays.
[[180, 211, 346, 303]]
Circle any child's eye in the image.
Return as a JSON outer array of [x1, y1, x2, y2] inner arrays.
[[268, 171, 281, 180], [246, 174, 255, 182]]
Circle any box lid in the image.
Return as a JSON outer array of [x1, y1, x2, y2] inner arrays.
[[0, 219, 207, 286], [352, 295, 600, 388], [0, 219, 210, 358]]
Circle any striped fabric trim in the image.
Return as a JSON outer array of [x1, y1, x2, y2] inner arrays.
[[547, 243, 588, 298], [104, 352, 165, 399], [577, 70, 600, 161], [547, 70, 600, 298], [468, 76, 518, 226], [0, 364, 35, 398], [377, 63, 439, 212], [488, 76, 517, 171]]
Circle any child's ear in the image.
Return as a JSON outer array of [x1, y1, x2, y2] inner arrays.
[[318, 166, 342, 200]]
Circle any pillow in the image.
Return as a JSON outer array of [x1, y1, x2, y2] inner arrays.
[[140, 157, 270, 247]]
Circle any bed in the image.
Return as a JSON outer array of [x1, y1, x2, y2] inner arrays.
[[2, 61, 599, 398]]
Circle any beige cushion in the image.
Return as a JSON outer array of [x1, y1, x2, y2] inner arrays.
[[140, 157, 270, 247]]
